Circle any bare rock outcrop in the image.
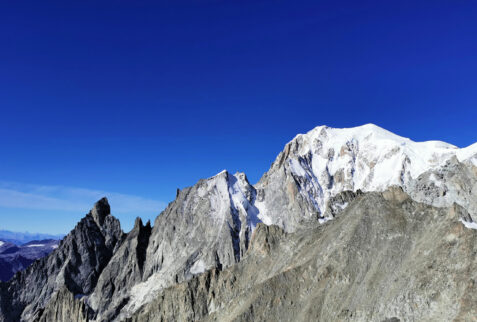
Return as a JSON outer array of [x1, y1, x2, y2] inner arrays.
[[0, 198, 123, 322], [127, 188, 477, 322]]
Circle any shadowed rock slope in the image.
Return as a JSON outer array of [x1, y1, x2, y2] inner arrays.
[[127, 188, 477, 322], [0, 198, 123, 322]]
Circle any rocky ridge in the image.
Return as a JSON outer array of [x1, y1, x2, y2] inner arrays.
[[0, 124, 476, 321], [127, 188, 477, 321], [0, 198, 123, 321]]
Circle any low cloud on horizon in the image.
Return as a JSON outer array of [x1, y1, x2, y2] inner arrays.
[[0, 181, 166, 216]]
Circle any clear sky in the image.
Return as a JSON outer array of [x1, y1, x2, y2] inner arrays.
[[1, 0, 476, 234]]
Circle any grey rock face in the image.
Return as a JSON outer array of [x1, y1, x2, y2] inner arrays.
[[116, 170, 259, 319], [406, 156, 477, 222], [0, 198, 123, 322], [32, 170, 262, 321], [127, 188, 477, 322], [87, 217, 152, 321], [34, 287, 91, 322], [0, 172, 261, 321]]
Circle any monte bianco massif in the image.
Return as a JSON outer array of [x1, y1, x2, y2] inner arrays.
[[1, 124, 477, 322]]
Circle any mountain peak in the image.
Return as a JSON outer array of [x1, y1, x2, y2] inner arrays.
[[213, 169, 229, 178], [282, 124, 464, 177], [304, 123, 410, 144], [303, 123, 460, 148], [90, 197, 110, 226], [256, 124, 477, 232]]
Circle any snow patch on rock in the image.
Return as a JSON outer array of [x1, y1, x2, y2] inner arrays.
[[255, 201, 272, 225], [190, 259, 206, 275], [318, 217, 333, 224], [460, 219, 477, 230]]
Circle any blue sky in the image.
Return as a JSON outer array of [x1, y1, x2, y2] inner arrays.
[[1, 0, 476, 234]]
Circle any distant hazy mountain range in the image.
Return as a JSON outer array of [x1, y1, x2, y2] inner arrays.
[[0, 230, 64, 245], [0, 238, 60, 282]]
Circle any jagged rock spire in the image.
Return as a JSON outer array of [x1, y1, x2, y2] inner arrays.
[[90, 197, 111, 226]]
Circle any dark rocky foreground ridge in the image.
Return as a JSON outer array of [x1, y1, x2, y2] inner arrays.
[[0, 124, 476, 321], [0, 198, 123, 321]]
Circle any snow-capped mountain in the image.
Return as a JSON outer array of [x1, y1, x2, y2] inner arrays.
[[255, 124, 477, 231]]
